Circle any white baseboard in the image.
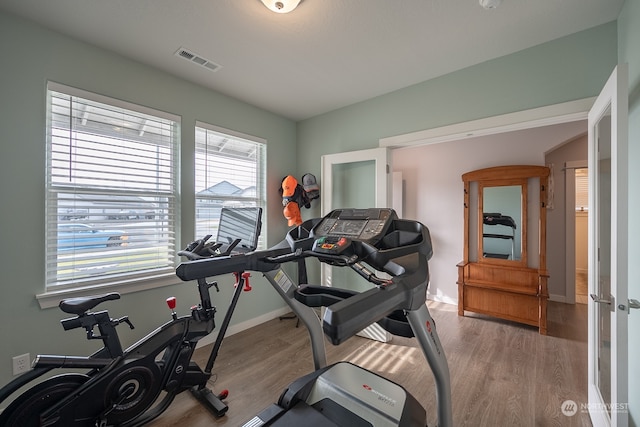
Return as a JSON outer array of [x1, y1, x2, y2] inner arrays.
[[427, 292, 457, 306], [196, 306, 292, 349]]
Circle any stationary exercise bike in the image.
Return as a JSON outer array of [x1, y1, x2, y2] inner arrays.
[[176, 207, 453, 427], [0, 207, 263, 426]]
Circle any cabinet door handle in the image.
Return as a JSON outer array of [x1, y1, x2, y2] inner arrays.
[[629, 299, 640, 310]]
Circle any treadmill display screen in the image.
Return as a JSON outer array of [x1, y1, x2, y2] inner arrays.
[[328, 220, 366, 237], [311, 208, 396, 246]]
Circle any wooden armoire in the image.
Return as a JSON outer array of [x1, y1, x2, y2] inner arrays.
[[457, 165, 550, 334]]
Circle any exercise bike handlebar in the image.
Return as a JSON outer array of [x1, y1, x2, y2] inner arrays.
[[175, 242, 395, 286], [175, 246, 291, 282]]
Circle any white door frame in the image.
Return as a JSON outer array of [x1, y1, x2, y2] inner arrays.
[[321, 147, 391, 342], [587, 64, 629, 427], [379, 98, 595, 149], [321, 147, 390, 215], [564, 160, 588, 305]]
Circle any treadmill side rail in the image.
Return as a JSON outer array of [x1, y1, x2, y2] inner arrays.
[[407, 305, 453, 427]]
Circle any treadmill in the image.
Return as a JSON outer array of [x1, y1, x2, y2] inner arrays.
[[175, 208, 452, 427]]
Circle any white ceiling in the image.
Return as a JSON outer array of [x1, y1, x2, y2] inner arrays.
[[0, 0, 624, 121]]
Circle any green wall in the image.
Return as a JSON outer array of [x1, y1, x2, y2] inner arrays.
[[618, 0, 640, 424], [0, 11, 296, 386], [297, 22, 618, 221]]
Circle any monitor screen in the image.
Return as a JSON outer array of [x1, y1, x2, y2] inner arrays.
[[216, 207, 262, 253]]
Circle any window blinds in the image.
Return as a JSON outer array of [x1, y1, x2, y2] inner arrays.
[[575, 168, 589, 211], [46, 83, 179, 290]]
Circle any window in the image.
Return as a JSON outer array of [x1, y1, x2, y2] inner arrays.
[[45, 83, 179, 292], [195, 123, 266, 245], [575, 168, 588, 211]]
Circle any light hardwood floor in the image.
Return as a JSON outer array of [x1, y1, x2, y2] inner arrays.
[[149, 301, 591, 427], [576, 272, 589, 304]]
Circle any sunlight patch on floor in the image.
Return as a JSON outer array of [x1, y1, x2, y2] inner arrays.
[[344, 341, 421, 375]]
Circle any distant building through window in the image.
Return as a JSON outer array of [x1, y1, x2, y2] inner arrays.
[[195, 123, 266, 244]]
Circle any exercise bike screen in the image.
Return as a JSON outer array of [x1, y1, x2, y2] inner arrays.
[[216, 207, 262, 253]]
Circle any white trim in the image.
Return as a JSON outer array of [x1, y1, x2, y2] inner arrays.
[[320, 147, 390, 215], [47, 81, 181, 122], [379, 97, 596, 148], [427, 292, 457, 306], [195, 306, 291, 349], [194, 120, 267, 145], [565, 167, 578, 306], [565, 160, 588, 169]]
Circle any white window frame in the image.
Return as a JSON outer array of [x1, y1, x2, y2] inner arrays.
[[37, 82, 181, 308], [194, 122, 267, 247]]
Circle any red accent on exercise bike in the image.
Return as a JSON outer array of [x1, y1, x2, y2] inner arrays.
[[166, 297, 177, 310], [217, 389, 229, 400], [232, 272, 252, 292], [241, 272, 252, 291]]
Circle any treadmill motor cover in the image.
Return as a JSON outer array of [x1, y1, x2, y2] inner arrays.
[[287, 362, 425, 427]]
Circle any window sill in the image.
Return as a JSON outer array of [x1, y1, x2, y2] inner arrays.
[[36, 272, 180, 309]]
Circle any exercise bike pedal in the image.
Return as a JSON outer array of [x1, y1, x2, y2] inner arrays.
[[190, 385, 229, 417]]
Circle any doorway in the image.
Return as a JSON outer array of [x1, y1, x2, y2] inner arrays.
[[575, 168, 589, 304]]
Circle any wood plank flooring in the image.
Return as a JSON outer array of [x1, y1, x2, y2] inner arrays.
[[148, 301, 590, 427], [576, 272, 589, 304]]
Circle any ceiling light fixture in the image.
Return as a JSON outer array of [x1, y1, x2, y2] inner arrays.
[[260, 0, 301, 14], [479, 0, 502, 10]]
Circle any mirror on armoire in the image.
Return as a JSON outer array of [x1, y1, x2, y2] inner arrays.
[[457, 165, 550, 334], [480, 183, 525, 263]]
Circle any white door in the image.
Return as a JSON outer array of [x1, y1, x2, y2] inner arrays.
[[587, 64, 629, 427], [321, 147, 391, 342]]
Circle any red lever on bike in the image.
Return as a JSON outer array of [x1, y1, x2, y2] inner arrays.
[[242, 272, 252, 292], [166, 297, 178, 320]]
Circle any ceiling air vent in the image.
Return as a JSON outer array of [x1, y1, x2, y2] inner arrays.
[[175, 47, 222, 72]]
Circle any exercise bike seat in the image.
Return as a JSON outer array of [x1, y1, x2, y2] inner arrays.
[[59, 292, 121, 315]]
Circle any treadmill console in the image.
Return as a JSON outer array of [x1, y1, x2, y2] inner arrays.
[[311, 208, 396, 246]]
